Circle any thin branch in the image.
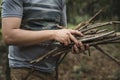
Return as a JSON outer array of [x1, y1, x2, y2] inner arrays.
[[94, 45, 120, 66], [75, 9, 103, 30], [81, 21, 120, 32]]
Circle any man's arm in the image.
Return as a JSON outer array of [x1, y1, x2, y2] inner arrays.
[[2, 17, 83, 46], [2, 17, 56, 46]]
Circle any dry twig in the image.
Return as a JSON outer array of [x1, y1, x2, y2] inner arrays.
[[30, 10, 120, 66]]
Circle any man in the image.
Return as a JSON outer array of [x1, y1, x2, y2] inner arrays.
[[1, 0, 85, 80]]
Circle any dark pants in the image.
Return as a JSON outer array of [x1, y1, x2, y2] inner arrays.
[[10, 68, 56, 80]]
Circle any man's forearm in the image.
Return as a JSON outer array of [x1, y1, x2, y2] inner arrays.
[[3, 29, 55, 46], [2, 18, 83, 46]]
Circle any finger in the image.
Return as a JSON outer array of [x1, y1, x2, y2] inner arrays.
[[71, 47, 74, 54], [64, 35, 71, 46], [67, 33, 71, 44], [65, 38, 71, 46], [64, 40, 69, 46], [61, 37, 68, 46], [71, 46, 76, 54], [78, 42, 85, 51], [69, 34, 79, 46], [70, 30, 84, 36], [73, 45, 79, 54], [85, 44, 89, 50], [67, 38, 71, 45], [84, 44, 91, 56]]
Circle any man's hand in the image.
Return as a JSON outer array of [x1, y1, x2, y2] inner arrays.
[[53, 29, 85, 53]]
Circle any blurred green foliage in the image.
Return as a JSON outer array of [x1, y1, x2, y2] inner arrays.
[[66, 0, 120, 29]]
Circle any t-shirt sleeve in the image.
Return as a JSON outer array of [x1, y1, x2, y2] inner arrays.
[[1, 0, 23, 18]]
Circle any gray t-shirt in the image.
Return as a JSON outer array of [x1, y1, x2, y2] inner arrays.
[[1, 0, 67, 73]]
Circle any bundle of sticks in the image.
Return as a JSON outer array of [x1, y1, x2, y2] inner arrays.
[[30, 9, 120, 66]]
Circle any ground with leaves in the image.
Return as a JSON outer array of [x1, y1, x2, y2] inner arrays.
[[59, 44, 120, 80]]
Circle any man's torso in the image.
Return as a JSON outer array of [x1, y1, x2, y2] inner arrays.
[[2, 0, 66, 73]]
